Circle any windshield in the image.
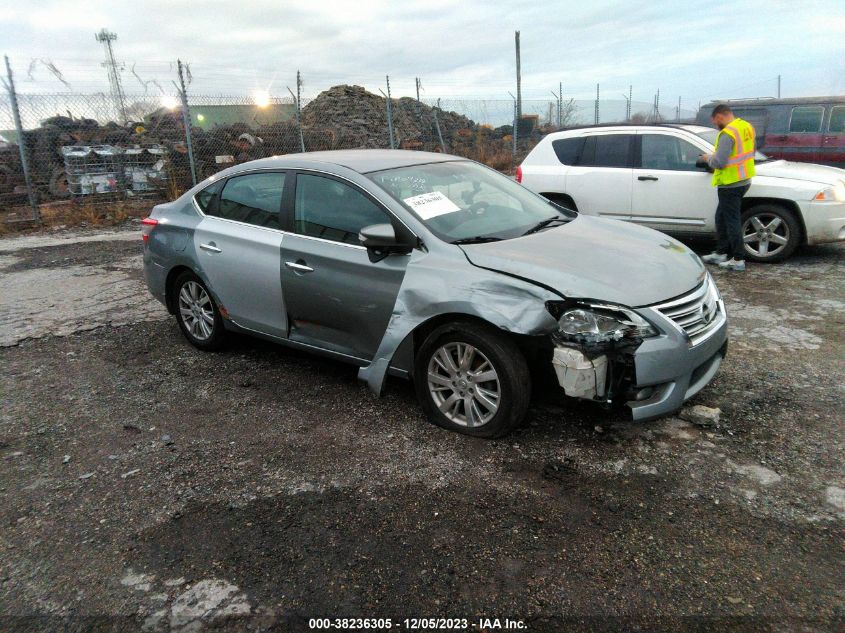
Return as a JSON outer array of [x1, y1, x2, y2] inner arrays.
[[368, 160, 574, 243], [694, 129, 771, 162]]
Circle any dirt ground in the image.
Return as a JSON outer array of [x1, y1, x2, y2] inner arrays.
[[0, 222, 843, 632]]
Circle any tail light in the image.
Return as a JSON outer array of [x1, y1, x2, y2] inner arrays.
[[141, 217, 158, 243], [515, 164, 523, 183]]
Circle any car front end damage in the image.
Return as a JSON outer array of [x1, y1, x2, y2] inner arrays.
[[546, 274, 728, 421]]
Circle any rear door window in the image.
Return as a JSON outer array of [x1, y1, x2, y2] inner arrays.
[[579, 134, 633, 168], [828, 106, 845, 133], [640, 134, 701, 171], [551, 137, 583, 165], [789, 106, 824, 133], [213, 172, 285, 229]]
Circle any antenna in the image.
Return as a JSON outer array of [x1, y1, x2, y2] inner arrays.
[[95, 28, 127, 123]]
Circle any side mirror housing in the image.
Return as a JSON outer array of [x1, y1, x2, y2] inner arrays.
[[359, 223, 399, 249]]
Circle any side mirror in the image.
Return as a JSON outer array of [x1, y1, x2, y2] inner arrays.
[[359, 223, 399, 249], [695, 158, 714, 173]]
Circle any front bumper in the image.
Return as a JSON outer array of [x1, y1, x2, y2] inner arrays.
[[803, 200, 845, 245], [625, 301, 728, 421]]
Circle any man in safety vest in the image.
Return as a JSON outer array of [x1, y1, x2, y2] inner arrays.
[[699, 104, 756, 272]]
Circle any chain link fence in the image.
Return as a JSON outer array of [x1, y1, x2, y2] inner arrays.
[[1, 61, 699, 224]]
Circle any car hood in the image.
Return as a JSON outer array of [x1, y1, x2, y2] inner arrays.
[[755, 160, 845, 186], [459, 215, 706, 307]]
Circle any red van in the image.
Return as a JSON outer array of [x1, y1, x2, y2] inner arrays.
[[696, 96, 845, 167]]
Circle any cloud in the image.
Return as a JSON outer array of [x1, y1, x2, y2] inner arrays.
[[0, 0, 842, 104]]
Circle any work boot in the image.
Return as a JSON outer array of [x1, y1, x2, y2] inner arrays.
[[701, 252, 728, 264], [718, 258, 746, 271]]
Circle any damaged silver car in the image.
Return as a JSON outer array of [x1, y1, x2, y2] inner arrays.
[[142, 150, 727, 437]]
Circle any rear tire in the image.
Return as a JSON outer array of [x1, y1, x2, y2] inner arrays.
[[741, 204, 801, 262], [171, 271, 227, 351], [414, 321, 531, 438]]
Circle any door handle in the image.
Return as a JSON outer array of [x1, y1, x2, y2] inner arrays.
[[638, 175, 659, 181], [285, 261, 314, 273], [200, 243, 222, 253]]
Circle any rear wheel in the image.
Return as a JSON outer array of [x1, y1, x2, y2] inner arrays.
[[414, 321, 531, 438], [171, 271, 227, 350], [741, 204, 801, 262]]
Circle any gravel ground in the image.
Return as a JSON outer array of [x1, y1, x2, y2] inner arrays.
[[0, 225, 843, 632]]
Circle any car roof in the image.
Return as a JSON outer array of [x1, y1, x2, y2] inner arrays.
[[545, 123, 711, 137], [232, 149, 462, 174], [701, 96, 845, 107]]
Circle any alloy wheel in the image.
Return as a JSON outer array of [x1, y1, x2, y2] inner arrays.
[[743, 212, 790, 258], [427, 342, 501, 428], [178, 281, 215, 341]]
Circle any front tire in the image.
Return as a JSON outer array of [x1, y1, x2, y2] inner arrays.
[[172, 271, 227, 351], [741, 204, 801, 262], [414, 321, 531, 438]]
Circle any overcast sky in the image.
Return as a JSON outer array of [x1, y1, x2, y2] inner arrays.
[[2, 0, 844, 107]]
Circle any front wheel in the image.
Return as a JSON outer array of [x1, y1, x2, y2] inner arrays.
[[172, 271, 227, 351], [741, 204, 801, 262], [414, 321, 531, 438]]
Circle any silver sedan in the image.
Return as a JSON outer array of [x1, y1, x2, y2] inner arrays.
[[143, 150, 727, 437]]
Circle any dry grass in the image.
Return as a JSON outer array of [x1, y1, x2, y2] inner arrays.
[[1, 198, 157, 236]]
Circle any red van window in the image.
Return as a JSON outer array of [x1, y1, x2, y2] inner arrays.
[[789, 106, 824, 133], [829, 106, 845, 134]]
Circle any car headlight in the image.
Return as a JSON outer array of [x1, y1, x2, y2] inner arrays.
[[814, 185, 845, 202], [552, 302, 658, 344]]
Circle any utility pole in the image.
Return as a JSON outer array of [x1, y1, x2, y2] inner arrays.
[[514, 31, 522, 120], [627, 85, 632, 121], [415, 77, 421, 103], [95, 28, 127, 123], [654, 89, 660, 121], [676, 96, 681, 122], [595, 83, 599, 124], [777, 74, 781, 98], [176, 59, 197, 186]]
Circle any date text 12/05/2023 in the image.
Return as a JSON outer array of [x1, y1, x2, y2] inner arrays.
[[307, 617, 527, 630]]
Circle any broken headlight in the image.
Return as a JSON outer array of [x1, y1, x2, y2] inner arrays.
[[552, 303, 657, 344]]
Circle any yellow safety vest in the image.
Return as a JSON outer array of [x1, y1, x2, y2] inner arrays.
[[712, 117, 756, 186]]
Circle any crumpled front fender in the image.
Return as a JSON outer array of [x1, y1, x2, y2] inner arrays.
[[358, 248, 562, 395]]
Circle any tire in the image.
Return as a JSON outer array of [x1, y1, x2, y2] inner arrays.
[[414, 321, 531, 438], [741, 204, 801, 263], [171, 271, 227, 351]]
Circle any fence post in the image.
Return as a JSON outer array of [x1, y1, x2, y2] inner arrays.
[[433, 98, 446, 152], [3, 55, 40, 223], [296, 70, 305, 152], [508, 92, 517, 168], [384, 76, 395, 149], [176, 59, 197, 187], [288, 73, 305, 153]]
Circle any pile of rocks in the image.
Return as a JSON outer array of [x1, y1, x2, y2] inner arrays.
[[300, 85, 479, 151]]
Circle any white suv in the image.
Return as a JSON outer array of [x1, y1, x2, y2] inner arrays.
[[518, 124, 845, 262]]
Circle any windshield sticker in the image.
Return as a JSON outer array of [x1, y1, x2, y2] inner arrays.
[[403, 191, 461, 219]]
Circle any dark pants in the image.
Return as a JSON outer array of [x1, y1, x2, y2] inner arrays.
[[715, 184, 750, 260]]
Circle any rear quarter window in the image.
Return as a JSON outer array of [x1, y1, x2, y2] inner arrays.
[[551, 137, 583, 165], [829, 106, 845, 133]]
